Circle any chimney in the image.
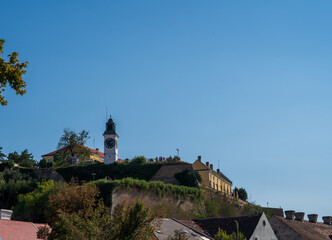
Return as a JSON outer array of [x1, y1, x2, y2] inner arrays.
[[198, 156, 201, 162], [285, 210, 295, 221], [210, 164, 213, 170], [0, 209, 13, 220], [323, 216, 332, 225], [308, 214, 318, 224], [206, 161, 209, 167], [217, 169, 220, 174], [295, 212, 305, 222], [96, 148, 99, 151]]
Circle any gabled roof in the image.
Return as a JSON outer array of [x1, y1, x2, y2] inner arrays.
[[42, 146, 104, 159], [194, 160, 232, 184], [0, 219, 49, 240], [270, 215, 332, 240], [192, 214, 262, 239]]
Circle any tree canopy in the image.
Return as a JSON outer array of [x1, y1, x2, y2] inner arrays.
[[56, 129, 90, 165], [0, 39, 28, 106], [7, 149, 36, 168], [234, 187, 248, 201]]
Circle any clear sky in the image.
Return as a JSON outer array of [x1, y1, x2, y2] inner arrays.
[[1, 1, 331, 219]]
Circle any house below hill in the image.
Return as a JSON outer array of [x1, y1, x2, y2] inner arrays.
[[42, 146, 105, 163], [189, 213, 277, 240], [192, 156, 233, 196], [269, 210, 332, 240]]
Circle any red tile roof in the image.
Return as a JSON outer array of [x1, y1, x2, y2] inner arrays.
[[42, 146, 104, 159], [0, 219, 49, 240]]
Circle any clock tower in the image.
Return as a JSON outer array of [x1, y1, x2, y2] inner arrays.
[[103, 115, 118, 164]]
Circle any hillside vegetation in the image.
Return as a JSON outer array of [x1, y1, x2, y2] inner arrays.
[[56, 162, 163, 182]]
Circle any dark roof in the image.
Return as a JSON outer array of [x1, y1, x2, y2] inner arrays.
[[271, 215, 332, 240], [263, 207, 284, 217], [192, 214, 262, 239]]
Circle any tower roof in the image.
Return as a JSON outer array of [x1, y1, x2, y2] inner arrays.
[[103, 115, 118, 135]]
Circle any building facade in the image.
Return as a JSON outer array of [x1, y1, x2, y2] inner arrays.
[[192, 156, 233, 195]]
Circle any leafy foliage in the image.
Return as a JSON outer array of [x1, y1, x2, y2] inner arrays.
[[0, 167, 35, 209], [37, 181, 155, 240], [56, 162, 162, 182], [174, 169, 197, 187], [56, 129, 91, 165], [195, 171, 202, 183], [13, 180, 59, 222], [234, 187, 248, 201], [7, 149, 36, 168], [92, 177, 202, 206], [0, 39, 28, 106], [109, 200, 154, 240], [131, 156, 147, 164], [0, 147, 6, 162], [214, 228, 246, 240]]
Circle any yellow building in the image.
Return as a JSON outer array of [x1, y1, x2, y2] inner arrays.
[[42, 146, 105, 163], [192, 156, 233, 195]]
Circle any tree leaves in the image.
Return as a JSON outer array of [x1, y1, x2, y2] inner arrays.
[[0, 39, 28, 106]]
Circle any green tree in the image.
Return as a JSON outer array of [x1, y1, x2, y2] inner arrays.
[[37, 181, 155, 240], [109, 199, 154, 240], [0, 167, 34, 209], [13, 180, 59, 222], [0, 39, 28, 106], [234, 187, 248, 201], [0, 147, 6, 163], [131, 156, 146, 164], [39, 159, 48, 169], [214, 228, 246, 240], [56, 129, 91, 165], [7, 149, 36, 168]]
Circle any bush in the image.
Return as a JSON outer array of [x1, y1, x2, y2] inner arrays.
[[89, 177, 202, 206], [56, 162, 162, 182], [174, 169, 197, 187], [131, 156, 146, 164]]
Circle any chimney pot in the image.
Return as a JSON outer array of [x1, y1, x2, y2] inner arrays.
[[285, 210, 295, 221], [0, 209, 13, 220], [210, 164, 213, 170], [323, 216, 332, 225], [198, 156, 201, 162], [206, 161, 209, 167], [96, 148, 99, 151], [217, 169, 220, 174], [308, 214, 318, 224], [295, 212, 305, 222]]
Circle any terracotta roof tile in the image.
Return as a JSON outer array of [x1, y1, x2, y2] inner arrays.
[[0, 219, 49, 240]]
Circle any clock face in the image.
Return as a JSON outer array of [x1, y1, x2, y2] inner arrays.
[[104, 138, 115, 149]]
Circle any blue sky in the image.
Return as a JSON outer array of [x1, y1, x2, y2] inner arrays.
[[1, 1, 332, 218]]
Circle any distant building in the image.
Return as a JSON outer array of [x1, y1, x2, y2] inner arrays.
[[190, 213, 277, 240], [103, 115, 119, 164], [41, 146, 104, 163], [192, 156, 232, 195], [269, 211, 332, 240]]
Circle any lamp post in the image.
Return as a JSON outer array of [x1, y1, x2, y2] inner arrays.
[[178, 230, 188, 240], [234, 220, 239, 240]]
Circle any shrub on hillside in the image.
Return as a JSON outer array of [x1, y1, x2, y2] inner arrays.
[[131, 156, 146, 164], [174, 169, 197, 187], [56, 162, 162, 182]]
